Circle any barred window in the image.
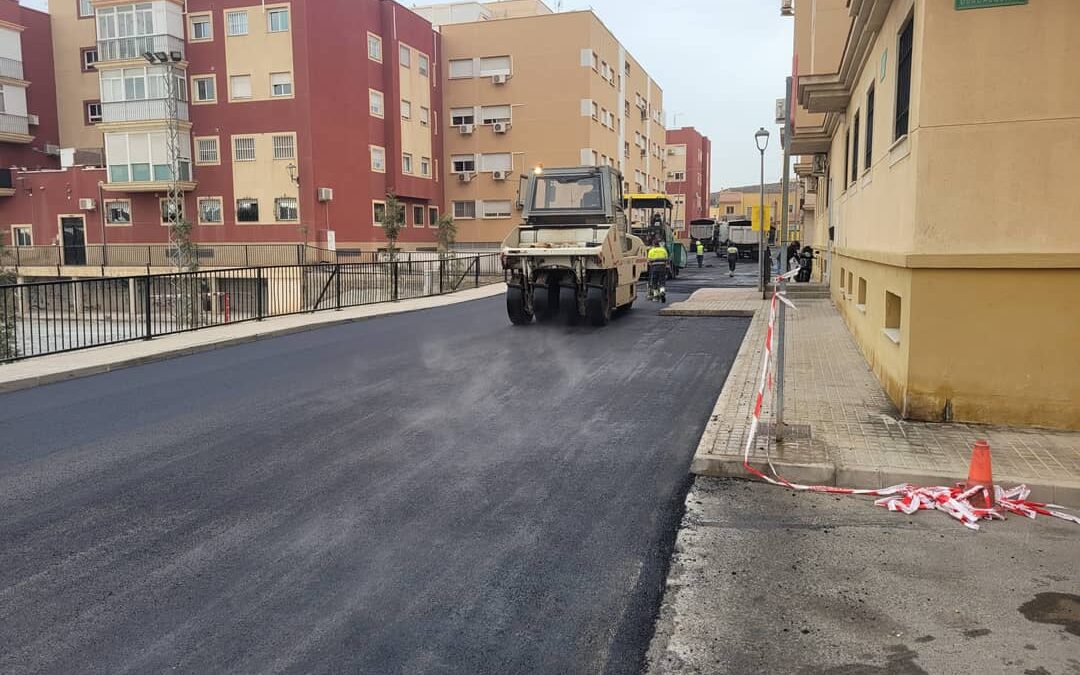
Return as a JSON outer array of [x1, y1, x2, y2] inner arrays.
[[226, 10, 248, 36], [275, 197, 298, 221], [233, 137, 256, 161], [196, 137, 219, 164], [272, 134, 295, 160]]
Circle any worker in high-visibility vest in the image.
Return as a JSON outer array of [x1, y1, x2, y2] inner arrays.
[[647, 241, 669, 302], [726, 243, 739, 277], [695, 240, 705, 268]]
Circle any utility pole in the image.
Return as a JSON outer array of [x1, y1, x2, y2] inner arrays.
[[775, 77, 793, 441], [754, 128, 769, 297]]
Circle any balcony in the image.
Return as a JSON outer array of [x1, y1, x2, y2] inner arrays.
[[0, 112, 31, 142], [101, 98, 190, 124], [97, 34, 185, 64], [0, 56, 24, 81], [0, 168, 14, 196]]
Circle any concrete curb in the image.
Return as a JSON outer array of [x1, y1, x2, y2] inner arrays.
[[658, 308, 757, 317], [0, 284, 507, 395]]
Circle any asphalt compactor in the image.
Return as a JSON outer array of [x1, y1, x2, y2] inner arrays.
[[501, 166, 646, 326]]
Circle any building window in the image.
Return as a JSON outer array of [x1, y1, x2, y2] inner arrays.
[[453, 201, 476, 219], [479, 153, 511, 172], [725, 206, 734, 215], [160, 198, 184, 226], [372, 200, 386, 226], [78, 0, 94, 18], [368, 33, 382, 62], [275, 197, 298, 221], [198, 197, 223, 224], [895, 15, 913, 140], [449, 58, 474, 79], [270, 72, 293, 97], [236, 198, 259, 222], [195, 136, 219, 164], [233, 136, 256, 161], [865, 85, 875, 170], [479, 55, 510, 76], [428, 207, 438, 227], [451, 155, 475, 173], [843, 128, 849, 189], [402, 153, 413, 174], [482, 200, 512, 218], [82, 47, 98, 71], [86, 101, 103, 124], [450, 107, 474, 126], [480, 104, 510, 125], [401, 100, 411, 120], [851, 110, 860, 184], [192, 75, 216, 103], [623, 141, 629, 158], [370, 145, 385, 172], [189, 14, 212, 41], [230, 74, 252, 100], [267, 8, 289, 32], [105, 199, 131, 225], [418, 54, 430, 77], [420, 156, 430, 176], [271, 134, 295, 160], [12, 225, 31, 246], [412, 205, 425, 227], [419, 106, 429, 127], [399, 44, 411, 68], [226, 10, 248, 36], [669, 171, 685, 181], [369, 88, 386, 117]]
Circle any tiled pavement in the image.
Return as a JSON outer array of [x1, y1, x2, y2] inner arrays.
[[659, 288, 761, 317], [686, 289, 1080, 506]]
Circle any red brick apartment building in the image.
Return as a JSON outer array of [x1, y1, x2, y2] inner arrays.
[[0, 0, 443, 264], [664, 126, 710, 229]]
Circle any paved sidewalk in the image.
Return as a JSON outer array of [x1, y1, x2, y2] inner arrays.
[[0, 283, 506, 393], [684, 289, 1080, 507], [659, 288, 761, 317]]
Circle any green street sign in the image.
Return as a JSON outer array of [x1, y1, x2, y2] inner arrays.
[[955, 0, 1027, 9]]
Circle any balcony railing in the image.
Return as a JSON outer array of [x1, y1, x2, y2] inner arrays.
[[97, 34, 185, 63], [0, 56, 24, 81], [101, 98, 189, 123], [0, 112, 29, 136]]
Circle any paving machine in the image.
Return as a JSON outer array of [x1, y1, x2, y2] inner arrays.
[[501, 166, 647, 326], [625, 193, 687, 278]]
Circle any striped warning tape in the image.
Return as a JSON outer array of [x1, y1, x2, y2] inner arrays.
[[741, 268, 1080, 531]]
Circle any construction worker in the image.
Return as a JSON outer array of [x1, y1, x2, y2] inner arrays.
[[695, 240, 705, 268], [647, 240, 669, 301], [726, 242, 739, 277]]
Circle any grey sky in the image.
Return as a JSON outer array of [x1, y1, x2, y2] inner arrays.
[[21, 0, 793, 189]]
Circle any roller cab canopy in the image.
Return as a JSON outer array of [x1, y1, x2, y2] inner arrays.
[[623, 193, 673, 210]]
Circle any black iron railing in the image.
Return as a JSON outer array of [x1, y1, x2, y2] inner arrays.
[[0, 254, 504, 362]]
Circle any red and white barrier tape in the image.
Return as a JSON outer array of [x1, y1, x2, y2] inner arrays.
[[740, 268, 1080, 531]]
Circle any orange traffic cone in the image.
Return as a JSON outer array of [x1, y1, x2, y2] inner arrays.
[[965, 440, 994, 509]]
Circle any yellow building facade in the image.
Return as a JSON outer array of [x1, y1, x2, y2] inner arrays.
[[790, 0, 1080, 429], [419, 3, 667, 246]]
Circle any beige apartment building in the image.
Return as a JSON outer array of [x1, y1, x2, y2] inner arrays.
[[416, 0, 667, 246], [51, 0, 104, 154], [789, 0, 1080, 429]]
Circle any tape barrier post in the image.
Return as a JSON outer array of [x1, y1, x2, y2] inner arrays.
[[741, 267, 1080, 531]]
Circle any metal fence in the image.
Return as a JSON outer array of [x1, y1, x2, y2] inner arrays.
[[0, 254, 504, 362]]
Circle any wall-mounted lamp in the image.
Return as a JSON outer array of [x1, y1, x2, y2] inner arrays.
[[286, 162, 300, 186]]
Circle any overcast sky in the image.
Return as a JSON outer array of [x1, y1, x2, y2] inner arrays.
[[23, 0, 792, 189]]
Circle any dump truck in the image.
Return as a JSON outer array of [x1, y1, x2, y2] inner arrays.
[[501, 166, 647, 326], [724, 218, 759, 259]]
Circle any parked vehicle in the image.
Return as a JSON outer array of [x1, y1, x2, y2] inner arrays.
[[724, 218, 758, 259]]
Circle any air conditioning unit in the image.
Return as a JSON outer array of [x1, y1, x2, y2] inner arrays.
[[491, 170, 508, 181], [27, 113, 40, 125], [639, 148, 647, 158], [781, 0, 794, 16], [811, 154, 828, 175], [458, 123, 474, 135], [78, 198, 96, 210], [491, 73, 508, 85], [44, 143, 61, 156], [458, 171, 474, 182], [317, 187, 334, 202], [640, 108, 648, 121], [805, 179, 817, 194], [492, 121, 509, 134]]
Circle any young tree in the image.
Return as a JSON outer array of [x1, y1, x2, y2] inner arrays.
[[436, 212, 457, 254], [382, 192, 405, 261], [0, 234, 16, 360]]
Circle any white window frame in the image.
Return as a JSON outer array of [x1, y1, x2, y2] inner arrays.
[[267, 7, 289, 33], [401, 99, 411, 120], [399, 44, 411, 68], [233, 136, 256, 162], [369, 89, 384, 118], [402, 152, 413, 175], [453, 200, 476, 219], [275, 197, 299, 222], [478, 55, 511, 77], [419, 106, 429, 127], [370, 145, 386, 173], [270, 72, 293, 98], [189, 14, 212, 41], [367, 33, 383, 62], [229, 74, 252, 100], [104, 199, 132, 226], [412, 204, 425, 228], [482, 200, 512, 218], [226, 10, 248, 37], [428, 206, 439, 228], [198, 196, 224, 225], [479, 105, 511, 125], [271, 134, 295, 160], [450, 107, 475, 126], [236, 198, 259, 223], [78, 0, 94, 18], [192, 74, 216, 103], [479, 152, 511, 172], [11, 225, 32, 245], [194, 136, 220, 165], [159, 197, 184, 226], [372, 200, 386, 227], [418, 53, 429, 77], [83, 48, 99, 70]]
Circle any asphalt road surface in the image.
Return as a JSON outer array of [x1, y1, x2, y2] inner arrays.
[[647, 478, 1080, 674], [0, 271, 748, 674]]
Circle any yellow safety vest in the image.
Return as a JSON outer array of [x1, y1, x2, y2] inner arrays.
[[648, 246, 668, 261], [696, 243, 704, 255]]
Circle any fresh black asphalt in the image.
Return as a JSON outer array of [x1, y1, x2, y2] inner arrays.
[[0, 266, 747, 674]]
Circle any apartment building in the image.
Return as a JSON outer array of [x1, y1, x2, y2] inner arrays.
[[1, 0, 442, 261], [789, 0, 1080, 428], [0, 0, 60, 173], [709, 182, 796, 236], [417, 1, 667, 246], [664, 126, 710, 231]]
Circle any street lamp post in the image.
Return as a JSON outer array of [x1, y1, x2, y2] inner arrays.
[[754, 127, 770, 296]]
